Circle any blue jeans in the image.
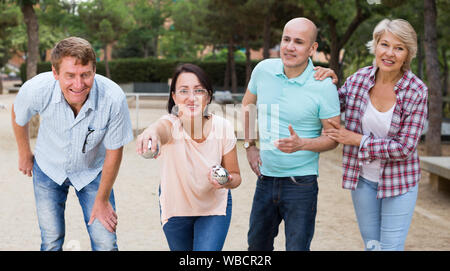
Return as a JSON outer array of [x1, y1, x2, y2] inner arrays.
[[32, 160, 118, 251], [162, 191, 232, 251], [351, 176, 418, 251], [247, 175, 318, 251]]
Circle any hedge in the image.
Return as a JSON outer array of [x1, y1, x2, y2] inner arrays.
[[20, 58, 328, 87]]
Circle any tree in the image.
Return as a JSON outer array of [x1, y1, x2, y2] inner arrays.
[[436, 0, 449, 99], [236, 0, 300, 86], [134, 0, 167, 58], [424, 0, 443, 155], [78, 0, 134, 78], [18, 0, 40, 80], [302, 0, 406, 84], [160, 0, 208, 59], [37, 0, 86, 60], [0, 3, 20, 94], [202, 0, 241, 92], [14, 0, 40, 138], [115, 0, 169, 58]]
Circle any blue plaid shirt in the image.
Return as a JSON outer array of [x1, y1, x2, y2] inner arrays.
[[14, 72, 133, 191]]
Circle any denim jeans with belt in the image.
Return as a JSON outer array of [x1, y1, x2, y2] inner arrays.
[[247, 175, 318, 251], [352, 176, 418, 251], [162, 190, 232, 251], [32, 160, 118, 251]]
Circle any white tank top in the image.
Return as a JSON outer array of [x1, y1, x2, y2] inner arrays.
[[360, 97, 395, 183]]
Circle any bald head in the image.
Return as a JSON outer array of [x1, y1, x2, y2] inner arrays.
[[284, 17, 318, 45], [280, 17, 319, 76]]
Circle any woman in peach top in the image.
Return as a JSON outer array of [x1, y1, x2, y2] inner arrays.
[[136, 63, 241, 251]]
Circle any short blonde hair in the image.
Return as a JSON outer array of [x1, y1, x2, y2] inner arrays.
[[51, 37, 96, 73], [366, 19, 417, 72]]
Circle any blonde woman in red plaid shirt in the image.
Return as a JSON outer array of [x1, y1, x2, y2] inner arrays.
[[315, 19, 428, 250]]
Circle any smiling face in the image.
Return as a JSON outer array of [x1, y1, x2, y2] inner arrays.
[[280, 18, 318, 76], [171, 72, 210, 119], [53, 56, 95, 113], [375, 31, 408, 74]]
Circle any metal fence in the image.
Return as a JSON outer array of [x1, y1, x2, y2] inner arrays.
[[126, 93, 168, 133]]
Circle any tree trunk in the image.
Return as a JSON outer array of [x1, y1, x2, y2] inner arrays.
[[0, 76, 3, 94], [21, 4, 39, 80], [143, 43, 149, 58], [228, 39, 237, 93], [262, 15, 271, 59], [224, 49, 230, 90], [328, 18, 341, 84], [442, 47, 448, 97], [424, 0, 442, 156], [104, 44, 110, 78], [417, 34, 424, 79], [21, 3, 40, 139], [153, 37, 158, 58], [325, 3, 369, 86], [244, 34, 252, 88]]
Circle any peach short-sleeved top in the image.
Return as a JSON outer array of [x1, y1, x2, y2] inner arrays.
[[158, 113, 236, 225]]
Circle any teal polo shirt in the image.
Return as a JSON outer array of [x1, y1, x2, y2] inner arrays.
[[248, 58, 340, 177]]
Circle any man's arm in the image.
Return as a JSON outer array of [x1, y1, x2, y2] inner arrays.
[[274, 115, 341, 153], [88, 147, 123, 233], [242, 89, 258, 143], [11, 104, 34, 177], [241, 89, 262, 176]]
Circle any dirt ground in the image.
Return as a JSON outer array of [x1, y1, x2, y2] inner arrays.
[[1, 81, 449, 251]]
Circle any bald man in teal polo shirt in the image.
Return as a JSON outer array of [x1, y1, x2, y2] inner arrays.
[[242, 17, 340, 251]]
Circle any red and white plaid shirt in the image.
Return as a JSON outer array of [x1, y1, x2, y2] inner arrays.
[[338, 66, 428, 198]]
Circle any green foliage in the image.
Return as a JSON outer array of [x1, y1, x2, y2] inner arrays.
[[158, 29, 203, 59], [203, 48, 246, 61], [78, 0, 134, 47], [4, 0, 448, 96], [0, 3, 21, 68], [117, 0, 168, 58]]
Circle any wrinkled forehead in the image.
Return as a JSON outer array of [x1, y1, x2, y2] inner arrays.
[[58, 57, 95, 74], [377, 31, 407, 47]]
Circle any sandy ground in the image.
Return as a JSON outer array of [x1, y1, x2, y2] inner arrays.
[[1, 82, 450, 251]]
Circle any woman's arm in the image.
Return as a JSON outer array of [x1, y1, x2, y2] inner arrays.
[[208, 146, 241, 190], [358, 91, 428, 162], [325, 89, 428, 162], [221, 146, 241, 189], [136, 118, 173, 157]]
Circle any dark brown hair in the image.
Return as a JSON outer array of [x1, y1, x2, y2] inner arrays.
[[51, 37, 96, 73], [167, 63, 214, 114]]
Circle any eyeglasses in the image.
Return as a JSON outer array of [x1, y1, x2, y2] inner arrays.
[[82, 128, 95, 153], [175, 89, 208, 97]]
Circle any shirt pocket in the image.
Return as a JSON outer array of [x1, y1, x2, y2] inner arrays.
[[346, 94, 361, 110], [345, 95, 361, 124], [83, 126, 107, 153]]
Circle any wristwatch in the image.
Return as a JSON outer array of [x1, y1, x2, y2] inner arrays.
[[243, 141, 256, 150]]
